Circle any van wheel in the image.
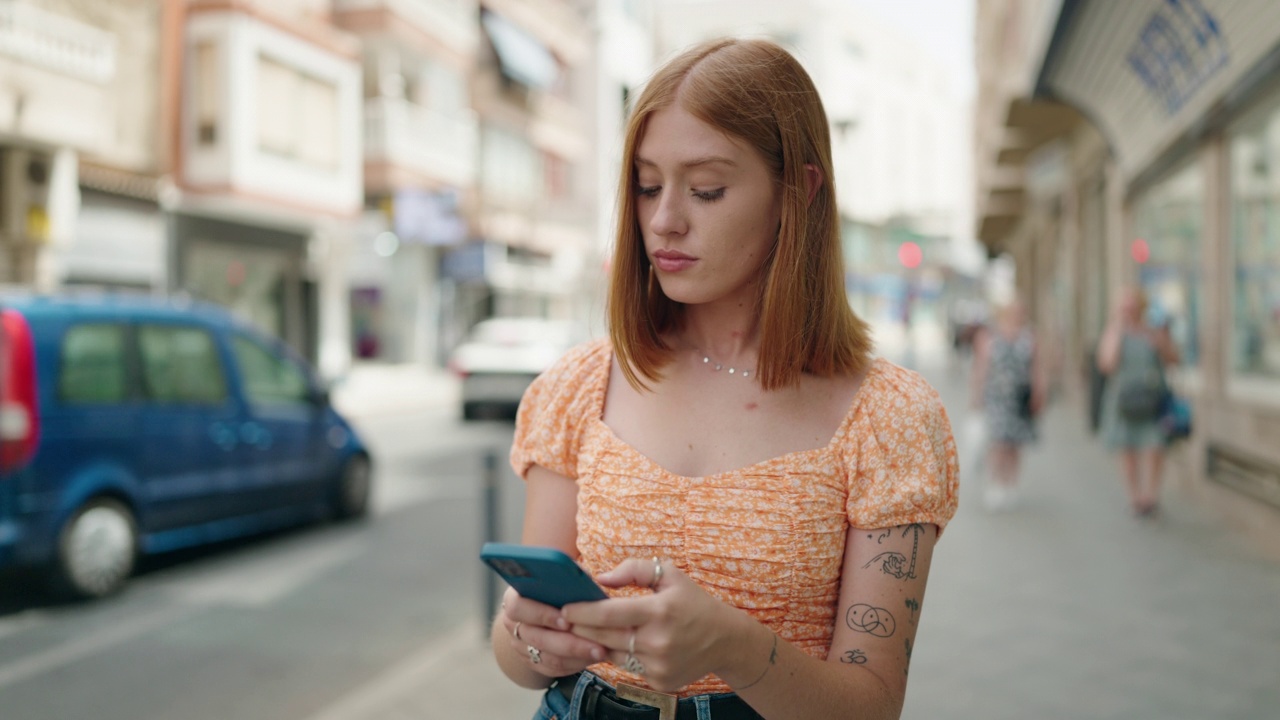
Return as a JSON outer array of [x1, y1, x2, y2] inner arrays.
[[332, 455, 372, 520], [54, 498, 137, 599]]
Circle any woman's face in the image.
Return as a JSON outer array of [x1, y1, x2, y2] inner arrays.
[[633, 104, 783, 307]]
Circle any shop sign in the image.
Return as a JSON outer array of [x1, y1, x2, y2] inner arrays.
[[392, 188, 467, 246], [1126, 0, 1228, 115]]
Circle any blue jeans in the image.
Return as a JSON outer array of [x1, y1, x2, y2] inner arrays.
[[531, 672, 738, 720]]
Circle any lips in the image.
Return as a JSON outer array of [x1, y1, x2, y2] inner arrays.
[[652, 249, 697, 273]]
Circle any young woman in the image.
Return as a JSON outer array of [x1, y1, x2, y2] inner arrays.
[[491, 38, 959, 720], [969, 299, 1046, 510]]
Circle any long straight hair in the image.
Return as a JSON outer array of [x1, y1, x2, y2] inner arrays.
[[608, 38, 873, 391]]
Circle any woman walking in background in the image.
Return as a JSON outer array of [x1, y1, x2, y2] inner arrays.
[[970, 299, 1044, 511], [1097, 288, 1180, 517]]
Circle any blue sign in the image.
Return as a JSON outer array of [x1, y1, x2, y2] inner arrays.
[[1127, 0, 1228, 115]]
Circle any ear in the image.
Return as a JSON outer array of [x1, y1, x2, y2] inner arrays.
[[804, 163, 824, 206]]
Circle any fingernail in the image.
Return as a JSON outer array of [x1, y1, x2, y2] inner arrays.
[[555, 617, 569, 630], [591, 648, 604, 661]]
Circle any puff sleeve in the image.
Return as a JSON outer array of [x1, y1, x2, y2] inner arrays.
[[843, 362, 960, 532], [509, 338, 610, 480]]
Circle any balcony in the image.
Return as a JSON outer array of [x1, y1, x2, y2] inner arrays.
[[364, 96, 478, 189], [0, 1, 115, 83], [334, 0, 478, 59]]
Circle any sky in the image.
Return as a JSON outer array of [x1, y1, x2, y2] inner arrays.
[[853, 0, 977, 98]]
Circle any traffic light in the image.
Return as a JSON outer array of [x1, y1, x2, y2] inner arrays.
[[1131, 238, 1150, 264], [898, 241, 922, 269]]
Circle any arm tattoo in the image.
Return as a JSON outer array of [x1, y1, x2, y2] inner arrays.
[[840, 649, 868, 665], [904, 638, 914, 676], [846, 604, 896, 637], [863, 524, 925, 579], [737, 633, 779, 691], [905, 598, 919, 623]]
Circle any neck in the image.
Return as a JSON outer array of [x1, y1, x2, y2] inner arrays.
[[678, 299, 760, 365]]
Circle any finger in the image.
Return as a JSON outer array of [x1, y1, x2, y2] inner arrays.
[[596, 556, 667, 590], [513, 625, 609, 665], [502, 594, 570, 636], [569, 623, 633, 650], [562, 595, 651, 628]]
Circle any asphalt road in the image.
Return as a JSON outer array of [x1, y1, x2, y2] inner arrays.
[[0, 407, 524, 720]]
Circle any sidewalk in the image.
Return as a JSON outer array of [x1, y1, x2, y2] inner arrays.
[[313, 350, 1280, 720]]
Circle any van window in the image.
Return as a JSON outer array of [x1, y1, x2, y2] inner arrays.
[[138, 325, 228, 405], [60, 324, 127, 403], [231, 336, 309, 406]]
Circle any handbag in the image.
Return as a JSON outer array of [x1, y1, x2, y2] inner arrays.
[[1015, 383, 1034, 419], [1117, 376, 1168, 422], [1159, 395, 1193, 442]]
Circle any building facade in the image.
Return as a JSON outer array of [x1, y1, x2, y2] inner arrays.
[[974, 0, 1280, 553], [334, 0, 480, 365]]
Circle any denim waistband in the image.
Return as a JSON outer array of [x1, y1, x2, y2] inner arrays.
[[548, 672, 762, 720]]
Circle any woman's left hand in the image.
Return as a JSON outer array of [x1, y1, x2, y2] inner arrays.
[[561, 558, 735, 693]]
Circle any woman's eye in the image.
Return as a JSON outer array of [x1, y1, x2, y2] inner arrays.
[[637, 185, 660, 198], [692, 188, 726, 202]]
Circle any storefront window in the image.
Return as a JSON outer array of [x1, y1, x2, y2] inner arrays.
[[1229, 91, 1280, 379], [1132, 158, 1204, 368]]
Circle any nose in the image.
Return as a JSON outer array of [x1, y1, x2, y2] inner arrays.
[[646, 191, 688, 237]]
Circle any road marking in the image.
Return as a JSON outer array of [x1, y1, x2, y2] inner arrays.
[[300, 621, 480, 720], [0, 604, 191, 690], [160, 530, 364, 608]]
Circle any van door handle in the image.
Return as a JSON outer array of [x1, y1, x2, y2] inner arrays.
[[209, 423, 237, 451], [241, 422, 273, 449]]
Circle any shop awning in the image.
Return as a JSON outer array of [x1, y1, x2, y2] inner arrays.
[[481, 11, 558, 91]]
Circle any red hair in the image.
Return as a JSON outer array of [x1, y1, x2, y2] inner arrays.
[[608, 38, 873, 390]]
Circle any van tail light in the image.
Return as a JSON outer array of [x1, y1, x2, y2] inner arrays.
[[0, 309, 39, 472], [448, 358, 469, 379]]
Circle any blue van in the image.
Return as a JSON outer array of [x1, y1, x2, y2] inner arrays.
[[0, 293, 371, 599]]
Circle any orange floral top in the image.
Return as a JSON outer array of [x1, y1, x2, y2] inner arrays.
[[510, 339, 959, 697]]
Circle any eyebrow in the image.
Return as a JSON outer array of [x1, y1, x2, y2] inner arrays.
[[634, 155, 737, 169]]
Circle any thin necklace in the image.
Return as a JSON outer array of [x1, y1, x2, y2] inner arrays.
[[699, 351, 753, 379]]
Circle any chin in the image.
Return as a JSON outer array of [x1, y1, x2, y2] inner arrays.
[[654, 277, 709, 305]]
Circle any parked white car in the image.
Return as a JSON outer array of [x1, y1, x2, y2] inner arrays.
[[449, 317, 581, 420]]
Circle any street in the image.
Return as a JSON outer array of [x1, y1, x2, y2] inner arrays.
[[0, 400, 526, 720]]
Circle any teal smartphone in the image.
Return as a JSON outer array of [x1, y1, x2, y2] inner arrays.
[[480, 542, 609, 608]]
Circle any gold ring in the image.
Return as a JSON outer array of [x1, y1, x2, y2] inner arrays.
[[513, 621, 523, 641]]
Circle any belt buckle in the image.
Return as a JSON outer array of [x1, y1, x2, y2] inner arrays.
[[615, 683, 677, 720]]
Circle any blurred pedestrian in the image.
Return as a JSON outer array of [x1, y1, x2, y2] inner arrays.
[[969, 299, 1044, 510], [491, 38, 959, 720], [1096, 287, 1180, 517]]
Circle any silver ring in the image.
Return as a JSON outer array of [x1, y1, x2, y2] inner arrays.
[[623, 630, 644, 673], [650, 557, 663, 590], [513, 621, 523, 641], [527, 645, 542, 664]]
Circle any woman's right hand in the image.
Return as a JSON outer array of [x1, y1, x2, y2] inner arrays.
[[499, 586, 609, 678]]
